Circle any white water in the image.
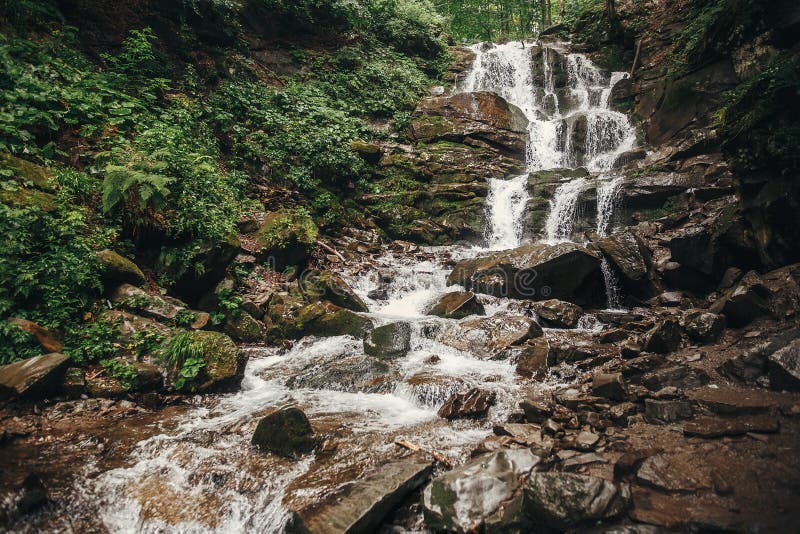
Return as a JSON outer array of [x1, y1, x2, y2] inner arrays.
[[596, 174, 624, 236], [485, 174, 530, 250]]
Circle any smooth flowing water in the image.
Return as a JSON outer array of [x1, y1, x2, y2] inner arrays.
[[55, 41, 637, 533]]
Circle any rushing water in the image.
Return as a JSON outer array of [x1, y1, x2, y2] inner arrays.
[[50, 41, 638, 533]]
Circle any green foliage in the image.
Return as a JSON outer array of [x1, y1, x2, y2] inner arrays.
[[174, 309, 199, 328], [63, 318, 120, 366], [0, 321, 42, 365], [716, 52, 800, 172], [130, 328, 166, 358], [100, 358, 138, 390], [158, 331, 207, 391]]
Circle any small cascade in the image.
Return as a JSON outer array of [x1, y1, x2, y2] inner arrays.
[[596, 175, 624, 236], [485, 174, 530, 250], [601, 257, 623, 310], [543, 178, 587, 242]]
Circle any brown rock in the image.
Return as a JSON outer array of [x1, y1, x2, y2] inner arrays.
[[683, 415, 780, 438], [438, 388, 496, 419], [592, 372, 626, 401], [428, 291, 485, 319], [6, 318, 62, 353]]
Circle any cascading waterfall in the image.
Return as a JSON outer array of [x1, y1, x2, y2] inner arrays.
[[460, 40, 636, 310], [485, 174, 530, 250]]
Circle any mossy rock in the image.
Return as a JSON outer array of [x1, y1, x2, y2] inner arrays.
[[0, 188, 56, 212], [0, 153, 55, 191], [224, 311, 266, 342], [254, 208, 319, 270], [162, 330, 247, 392], [303, 270, 368, 312], [96, 250, 146, 288], [350, 140, 383, 164], [363, 322, 412, 359], [297, 301, 373, 338]]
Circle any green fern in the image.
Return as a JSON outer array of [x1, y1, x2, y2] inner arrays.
[[101, 165, 173, 213]]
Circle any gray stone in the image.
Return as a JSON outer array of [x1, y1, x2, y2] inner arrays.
[[768, 338, 800, 391], [423, 449, 540, 533], [252, 407, 316, 458], [640, 319, 682, 354], [531, 299, 583, 328], [523, 472, 629, 529], [644, 399, 693, 423], [429, 291, 485, 319], [592, 372, 626, 401], [363, 322, 412, 360], [681, 309, 726, 343]]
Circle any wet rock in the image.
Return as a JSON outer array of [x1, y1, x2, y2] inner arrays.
[[658, 291, 685, 307], [95, 249, 146, 288], [303, 270, 368, 312], [423, 449, 540, 533], [592, 372, 626, 401], [767, 338, 800, 392], [640, 319, 682, 354], [298, 301, 374, 338], [0, 353, 70, 400], [718, 329, 800, 383], [448, 241, 604, 306], [519, 394, 554, 423], [366, 287, 388, 300], [11, 473, 49, 519], [107, 358, 163, 393], [224, 311, 266, 342], [523, 472, 629, 529], [428, 291, 485, 319], [363, 322, 412, 360], [710, 271, 772, 327], [681, 309, 726, 343], [515, 337, 550, 378], [683, 415, 779, 438], [436, 315, 542, 359], [590, 230, 651, 290], [620, 340, 641, 359], [644, 399, 693, 423], [531, 299, 583, 328], [252, 407, 316, 458], [292, 457, 432, 534], [438, 388, 496, 419], [410, 92, 530, 157], [287, 354, 395, 394], [643, 365, 710, 392]]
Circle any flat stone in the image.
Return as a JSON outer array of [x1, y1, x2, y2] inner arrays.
[[643, 365, 709, 391], [436, 315, 542, 359], [592, 372, 626, 401], [0, 353, 71, 400], [428, 291, 485, 319], [637, 453, 714, 492], [293, 457, 432, 534], [645, 399, 693, 423], [683, 415, 780, 438], [687, 386, 793, 415]]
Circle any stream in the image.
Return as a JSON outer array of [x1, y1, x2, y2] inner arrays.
[[63, 40, 636, 533]]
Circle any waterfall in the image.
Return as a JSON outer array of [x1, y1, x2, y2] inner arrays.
[[601, 258, 623, 310], [485, 174, 530, 250], [596, 175, 624, 236], [462, 41, 635, 246]]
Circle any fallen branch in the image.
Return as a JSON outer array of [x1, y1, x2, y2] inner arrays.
[[395, 439, 454, 469], [316, 239, 346, 263], [630, 38, 643, 77]]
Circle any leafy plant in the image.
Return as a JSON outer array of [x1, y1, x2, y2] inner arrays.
[[0, 321, 42, 365], [63, 318, 120, 366], [100, 357, 138, 390], [130, 328, 166, 358], [174, 309, 198, 328], [158, 331, 207, 391]]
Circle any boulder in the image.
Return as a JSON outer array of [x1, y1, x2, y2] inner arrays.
[[640, 319, 682, 354], [447, 242, 604, 305], [590, 230, 649, 283], [436, 315, 542, 359], [0, 353, 70, 400], [643, 365, 709, 392], [245, 208, 319, 270], [6, 318, 62, 353], [286, 354, 396, 394], [290, 457, 432, 534], [710, 271, 772, 327], [428, 291, 485, 319], [591, 372, 626, 401], [681, 310, 726, 343], [224, 311, 266, 342], [767, 338, 800, 392], [252, 407, 316, 458], [298, 301, 374, 338], [95, 249, 146, 288], [438, 388, 496, 419], [410, 92, 529, 157], [523, 472, 629, 529], [303, 270, 368, 312], [422, 449, 540, 533], [515, 337, 550, 378], [363, 322, 412, 360], [165, 238, 240, 303], [531, 299, 583, 328]]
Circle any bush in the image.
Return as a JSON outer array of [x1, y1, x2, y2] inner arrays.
[[0, 321, 42, 365]]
